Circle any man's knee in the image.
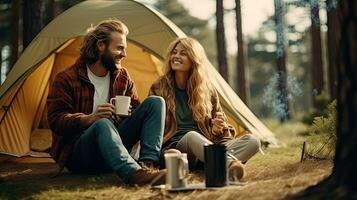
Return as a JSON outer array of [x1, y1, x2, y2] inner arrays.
[[144, 95, 165, 108], [91, 118, 116, 135], [93, 118, 113, 128]]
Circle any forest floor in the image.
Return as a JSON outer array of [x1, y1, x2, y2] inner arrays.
[[0, 121, 333, 200]]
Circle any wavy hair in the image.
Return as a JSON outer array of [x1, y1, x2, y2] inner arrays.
[[159, 37, 214, 120], [80, 19, 129, 64]]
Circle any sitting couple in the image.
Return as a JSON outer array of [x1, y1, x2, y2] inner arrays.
[[47, 19, 260, 186]]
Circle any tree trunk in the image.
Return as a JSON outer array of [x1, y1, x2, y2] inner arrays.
[[274, 0, 290, 121], [332, 0, 357, 190], [23, 0, 43, 48], [235, 0, 249, 105], [10, 0, 20, 68], [326, 0, 338, 100], [216, 0, 229, 81], [48, 0, 56, 22], [0, 44, 3, 84], [288, 0, 357, 198], [310, 0, 324, 109]]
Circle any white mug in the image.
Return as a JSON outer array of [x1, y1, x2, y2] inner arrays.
[[164, 152, 189, 189], [110, 95, 131, 116]]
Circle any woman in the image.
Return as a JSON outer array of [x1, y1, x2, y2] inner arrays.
[[150, 37, 260, 180]]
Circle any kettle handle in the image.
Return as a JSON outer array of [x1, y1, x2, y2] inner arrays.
[[178, 156, 189, 180]]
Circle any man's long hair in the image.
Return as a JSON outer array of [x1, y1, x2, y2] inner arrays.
[[159, 37, 214, 121], [80, 19, 129, 64]]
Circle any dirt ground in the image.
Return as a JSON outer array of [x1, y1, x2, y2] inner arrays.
[[0, 121, 333, 199], [0, 146, 333, 200]]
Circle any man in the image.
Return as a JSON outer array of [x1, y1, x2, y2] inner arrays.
[[47, 19, 166, 186]]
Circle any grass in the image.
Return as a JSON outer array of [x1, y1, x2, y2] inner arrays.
[[0, 120, 333, 200]]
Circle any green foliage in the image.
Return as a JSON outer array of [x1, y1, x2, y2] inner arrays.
[[308, 99, 336, 136], [300, 91, 331, 124], [304, 100, 337, 160]]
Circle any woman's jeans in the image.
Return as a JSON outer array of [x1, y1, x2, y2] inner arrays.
[[66, 96, 165, 183], [175, 131, 261, 164]]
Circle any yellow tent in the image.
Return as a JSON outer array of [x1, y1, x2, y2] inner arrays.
[[0, 0, 277, 157]]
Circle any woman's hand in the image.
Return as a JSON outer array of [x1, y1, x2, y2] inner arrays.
[[211, 112, 228, 136]]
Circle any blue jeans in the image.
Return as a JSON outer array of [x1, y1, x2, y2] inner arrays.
[[66, 96, 165, 183]]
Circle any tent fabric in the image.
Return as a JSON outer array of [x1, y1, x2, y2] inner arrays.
[[0, 0, 277, 157]]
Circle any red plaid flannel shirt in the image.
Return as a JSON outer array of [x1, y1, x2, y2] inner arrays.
[[47, 58, 140, 165]]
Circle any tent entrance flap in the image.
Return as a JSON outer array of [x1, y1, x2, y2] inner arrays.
[[0, 55, 55, 155]]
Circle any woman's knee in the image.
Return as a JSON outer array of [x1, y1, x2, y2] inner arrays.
[[177, 131, 201, 149], [185, 131, 201, 138], [185, 131, 212, 145], [243, 134, 261, 152]]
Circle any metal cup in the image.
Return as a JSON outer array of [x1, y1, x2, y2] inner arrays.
[[164, 152, 189, 189], [204, 144, 228, 187]]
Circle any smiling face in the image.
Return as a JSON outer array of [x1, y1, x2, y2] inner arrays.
[[170, 42, 193, 73], [99, 32, 127, 72]]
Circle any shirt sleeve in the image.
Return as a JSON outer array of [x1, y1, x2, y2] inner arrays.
[[148, 80, 159, 96], [123, 70, 140, 110], [211, 88, 225, 119], [47, 72, 86, 137]]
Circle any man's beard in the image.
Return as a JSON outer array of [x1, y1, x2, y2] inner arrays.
[[100, 49, 117, 72]]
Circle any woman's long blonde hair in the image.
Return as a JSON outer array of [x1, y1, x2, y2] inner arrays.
[[159, 37, 214, 121]]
